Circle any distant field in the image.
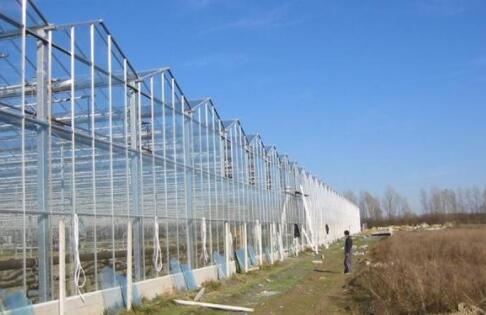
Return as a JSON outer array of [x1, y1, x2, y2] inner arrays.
[[351, 226, 486, 314]]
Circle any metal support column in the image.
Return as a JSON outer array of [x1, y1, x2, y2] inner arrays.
[[269, 223, 275, 264], [243, 222, 248, 272], [129, 87, 142, 281], [126, 220, 133, 311], [182, 97, 195, 268], [36, 29, 51, 302], [278, 223, 284, 262], [224, 221, 231, 277], [58, 220, 65, 315]]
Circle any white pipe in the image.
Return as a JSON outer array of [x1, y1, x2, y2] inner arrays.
[[72, 214, 86, 301], [224, 221, 231, 278], [58, 220, 65, 315], [278, 223, 284, 262], [127, 220, 132, 310], [269, 223, 274, 265], [242, 222, 248, 272], [153, 217, 163, 272], [256, 220, 263, 265], [201, 217, 209, 264]]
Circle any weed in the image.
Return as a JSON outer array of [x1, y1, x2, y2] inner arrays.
[[352, 228, 486, 314], [201, 280, 221, 291]]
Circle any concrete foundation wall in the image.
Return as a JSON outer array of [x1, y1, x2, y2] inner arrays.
[[4, 262, 237, 315]]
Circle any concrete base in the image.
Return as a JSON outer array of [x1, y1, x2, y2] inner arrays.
[[5, 262, 237, 315]]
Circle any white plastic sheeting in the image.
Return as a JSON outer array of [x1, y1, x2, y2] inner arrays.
[[300, 174, 361, 247]]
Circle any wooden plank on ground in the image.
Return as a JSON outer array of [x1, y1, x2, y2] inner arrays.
[[173, 299, 254, 312]]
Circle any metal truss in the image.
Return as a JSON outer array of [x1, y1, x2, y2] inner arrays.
[[0, 0, 360, 307]]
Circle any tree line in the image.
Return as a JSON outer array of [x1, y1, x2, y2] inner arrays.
[[343, 186, 486, 226]]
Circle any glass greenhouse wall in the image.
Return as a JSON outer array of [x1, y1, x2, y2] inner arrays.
[[0, 0, 360, 310]]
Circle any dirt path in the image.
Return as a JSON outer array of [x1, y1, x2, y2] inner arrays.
[[254, 246, 350, 315], [120, 235, 374, 315]]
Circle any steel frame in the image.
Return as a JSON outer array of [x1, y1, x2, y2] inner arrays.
[[0, 0, 360, 307]]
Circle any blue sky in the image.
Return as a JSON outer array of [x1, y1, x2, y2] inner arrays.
[[39, 0, 486, 209]]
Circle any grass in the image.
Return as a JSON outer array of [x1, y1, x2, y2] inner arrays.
[[113, 236, 379, 315], [112, 227, 486, 314], [364, 213, 486, 229], [200, 280, 221, 292], [116, 253, 319, 314], [349, 227, 486, 315]]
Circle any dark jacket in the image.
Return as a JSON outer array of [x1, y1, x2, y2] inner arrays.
[[344, 236, 353, 254], [293, 224, 301, 238]]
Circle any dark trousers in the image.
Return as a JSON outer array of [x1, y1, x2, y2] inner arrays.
[[344, 253, 352, 273]]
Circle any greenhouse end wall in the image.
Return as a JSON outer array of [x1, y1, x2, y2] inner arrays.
[[0, 0, 360, 313]]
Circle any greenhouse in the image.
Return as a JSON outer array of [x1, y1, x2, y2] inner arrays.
[[0, 1, 360, 313]]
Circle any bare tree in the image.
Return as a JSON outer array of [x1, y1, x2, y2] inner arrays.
[[382, 186, 400, 220], [358, 192, 368, 221], [420, 189, 429, 214], [442, 189, 457, 214], [397, 196, 413, 217], [462, 187, 482, 213], [360, 191, 382, 221], [471, 186, 482, 213], [429, 187, 444, 214], [455, 188, 466, 213], [350, 186, 486, 225], [483, 188, 486, 213], [419, 186, 486, 214], [343, 190, 358, 205]]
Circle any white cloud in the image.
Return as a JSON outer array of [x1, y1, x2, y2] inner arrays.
[[201, 3, 304, 33], [183, 52, 248, 70]]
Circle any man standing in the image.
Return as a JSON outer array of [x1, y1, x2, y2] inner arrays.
[[344, 230, 353, 274], [324, 224, 330, 249], [293, 224, 301, 255]]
